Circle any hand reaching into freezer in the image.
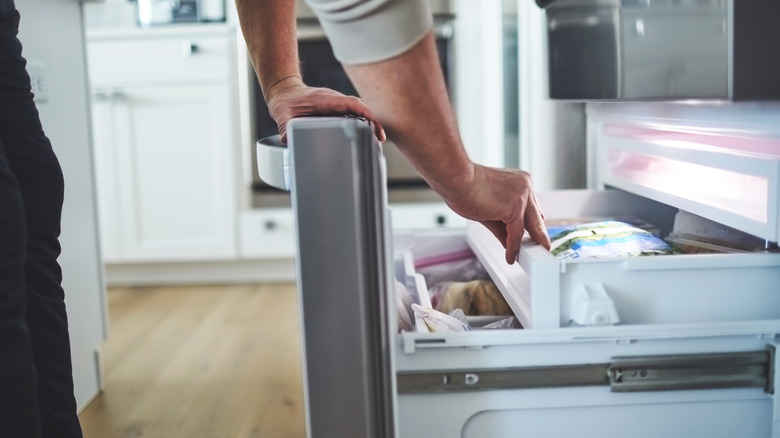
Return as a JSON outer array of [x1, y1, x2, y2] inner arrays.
[[342, 31, 552, 263], [444, 165, 551, 264], [235, 0, 551, 262], [265, 75, 386, 144]]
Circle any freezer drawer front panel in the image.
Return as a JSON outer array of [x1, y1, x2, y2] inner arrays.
[[398, 388, 772, 438], [462, 190, 780, 329], [394, 333, 779, 437]]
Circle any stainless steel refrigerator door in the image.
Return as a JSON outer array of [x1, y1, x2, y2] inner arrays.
[[257, 117, 397, 438]]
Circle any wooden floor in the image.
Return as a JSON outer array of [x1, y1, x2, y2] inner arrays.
[[78, 283, 306, 438]]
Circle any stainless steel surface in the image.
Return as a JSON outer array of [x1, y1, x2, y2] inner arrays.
[[398, 364, 610, 393], [136, 0, 199, 26], [287, 118, 395, 438], [544, 0, 780, 100], [397, 349, 772, 394], [608, 350, 771, 393]]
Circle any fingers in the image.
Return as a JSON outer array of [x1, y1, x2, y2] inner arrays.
[[504, 219, 525, 264], [485, 189, 549, 265], [278, 89, 387, 143], [525, 194, 551, 250], [320, 95, 387, 142], [345, 100, 386, 142]]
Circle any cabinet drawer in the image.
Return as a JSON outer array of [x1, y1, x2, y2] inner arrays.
[[239, 209, 296, 259], [390, 202, 466, 230], [87, 35, 231, 85]]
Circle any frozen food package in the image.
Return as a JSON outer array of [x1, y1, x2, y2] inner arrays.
[[668, 210, 767, 253], [394, 280, 415, 332], [412, 304, 471, 332], [548, 220, 674, 259], [434, 280, 513, 317], [415, 253, 491, 286], [545, 215, 662, 237]]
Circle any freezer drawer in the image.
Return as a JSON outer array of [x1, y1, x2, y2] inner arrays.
[[266, 117, 780, 438], [394, 201, 780, 438], [398, 189, 780, 331]]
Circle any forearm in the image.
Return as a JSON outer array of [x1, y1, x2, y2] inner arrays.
[[234, 0, 302, 100], [343, 32, 475, 201]]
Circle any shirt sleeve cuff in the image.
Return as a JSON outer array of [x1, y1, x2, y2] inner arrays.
[[306, 0, 433, 65]]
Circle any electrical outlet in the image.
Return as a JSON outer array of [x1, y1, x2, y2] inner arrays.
[[27, 61, 48, 103]]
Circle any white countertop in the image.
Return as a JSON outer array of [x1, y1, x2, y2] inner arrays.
[[86, 22, 236, 41]]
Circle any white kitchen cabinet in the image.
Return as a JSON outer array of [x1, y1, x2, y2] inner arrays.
[[239, 208, 297, 259], [87, 26, 239, 263]]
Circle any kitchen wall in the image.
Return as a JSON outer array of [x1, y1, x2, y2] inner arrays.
[[16, 0, 107, 411]]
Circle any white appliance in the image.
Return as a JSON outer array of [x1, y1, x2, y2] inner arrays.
[[254, 2, 780, 436], [256, 114, 780, 437]]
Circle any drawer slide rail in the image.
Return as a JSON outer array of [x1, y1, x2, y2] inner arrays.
[[397, 349, 773, 394]]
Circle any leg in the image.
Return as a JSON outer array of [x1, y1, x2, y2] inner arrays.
[[0, 133, 44, 438], [0, 6, 82, 438]]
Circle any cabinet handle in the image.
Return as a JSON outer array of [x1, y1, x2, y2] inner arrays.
[[93, 91, 108, 101], [110, 90, 126, 101], [182, 42, 200, 56]]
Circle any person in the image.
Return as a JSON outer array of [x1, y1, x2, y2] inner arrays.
[[0, 0, 83, 436], [235, 0, 552, 264]]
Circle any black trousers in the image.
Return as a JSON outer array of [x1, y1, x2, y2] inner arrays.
[[0, 3, 83, 437]]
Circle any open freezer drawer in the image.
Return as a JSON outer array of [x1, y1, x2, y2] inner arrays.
[[462, 189, 780, 330], [258, 117, 780, 438], [394, 205, 780, 438]]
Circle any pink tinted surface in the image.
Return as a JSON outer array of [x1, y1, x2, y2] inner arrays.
[[607, 150, 768, 223], [604, 123, 780, 159]]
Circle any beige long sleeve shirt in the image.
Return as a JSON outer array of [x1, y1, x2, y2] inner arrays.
[[304, 0, 433, 64]]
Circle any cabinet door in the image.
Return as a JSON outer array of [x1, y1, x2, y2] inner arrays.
[[90, 90, 124, 262], [111, 84, 237, 261]]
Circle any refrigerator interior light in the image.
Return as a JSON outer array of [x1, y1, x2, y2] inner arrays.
[[607, 149, 769, 224], [603, 123, 780, 159]]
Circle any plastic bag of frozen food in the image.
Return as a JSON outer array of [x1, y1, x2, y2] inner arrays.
[[412, 304, 471, 332], [548, 220, 673, 259], [481, 316, 516, 330], [394, 280, 416, 332], [431, 280, 513, 316], [415, 254, 491, 287]]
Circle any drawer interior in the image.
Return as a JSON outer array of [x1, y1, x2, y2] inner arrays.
[[395, 189, 780, 333]]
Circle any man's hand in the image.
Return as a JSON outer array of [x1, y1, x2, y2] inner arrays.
[[266, 76, 386, 143], [443, 164, 552, 264]]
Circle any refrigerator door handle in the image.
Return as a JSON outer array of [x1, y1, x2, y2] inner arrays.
[[256, 135, 290, 191]]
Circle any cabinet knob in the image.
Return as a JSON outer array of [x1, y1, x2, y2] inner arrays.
[[435, 215, 447, 226], [93, 91, 108, 101], [264, 220, 277, 231], [182, 42, 200, 56]]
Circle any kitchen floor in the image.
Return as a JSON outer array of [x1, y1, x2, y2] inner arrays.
[[78, 283, 305, 438]]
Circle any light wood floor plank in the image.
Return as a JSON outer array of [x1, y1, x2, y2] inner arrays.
[[79, 283, 305, 438]]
